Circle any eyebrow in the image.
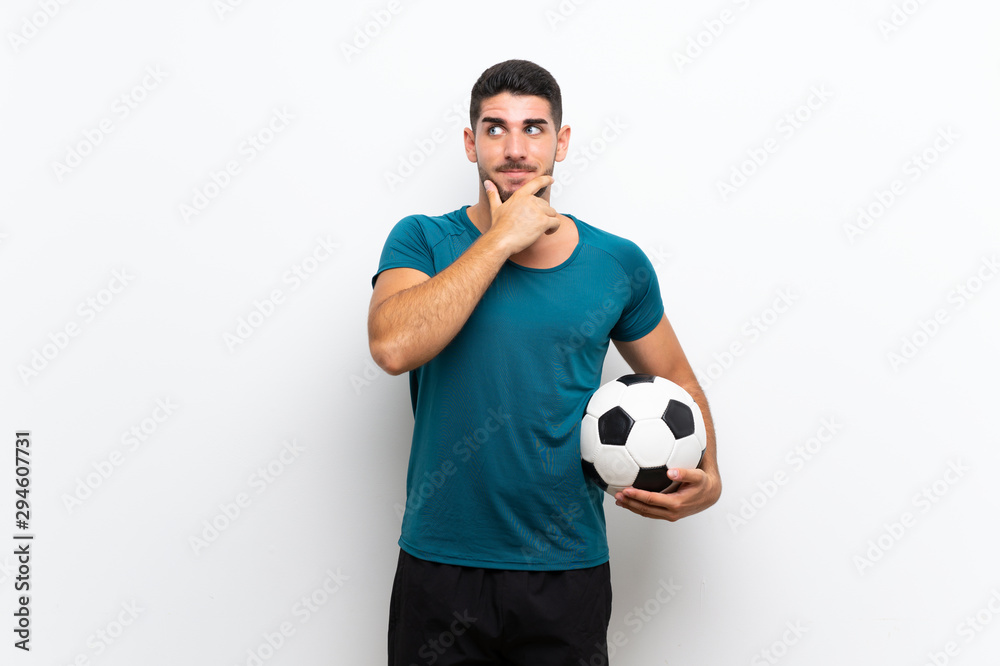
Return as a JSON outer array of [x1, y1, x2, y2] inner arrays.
[[480, 117, 549, 127]]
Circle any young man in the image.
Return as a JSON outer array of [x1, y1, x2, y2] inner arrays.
[[369, 60, 720, 665]]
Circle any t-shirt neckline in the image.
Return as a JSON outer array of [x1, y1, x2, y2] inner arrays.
[[458, 205, 584, 274]]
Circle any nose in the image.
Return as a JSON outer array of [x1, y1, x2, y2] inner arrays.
[[504, 130, 527, 161]]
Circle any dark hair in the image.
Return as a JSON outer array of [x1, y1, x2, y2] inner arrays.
[[469, 59, 562, 131]]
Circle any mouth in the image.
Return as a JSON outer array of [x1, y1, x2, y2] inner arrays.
[[498, 169, 534, 183], [498, 164, 535, 175]]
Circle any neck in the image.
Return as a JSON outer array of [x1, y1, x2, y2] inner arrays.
[[465, 193, 575, 269], [466, 187, 553, 235]]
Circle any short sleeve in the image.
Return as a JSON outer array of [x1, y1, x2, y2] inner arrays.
[[609, 243, 664, 342], [372, 216, 435, 288]]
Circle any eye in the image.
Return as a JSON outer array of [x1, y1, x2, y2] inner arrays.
[[487, 125, 504, 136], [525, 125, 542, 135]]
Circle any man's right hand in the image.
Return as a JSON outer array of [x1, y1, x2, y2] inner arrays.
[[483, 175, 561, 256]]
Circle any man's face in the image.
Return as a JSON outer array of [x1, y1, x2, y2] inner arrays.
[[464, 93, 570, 203]]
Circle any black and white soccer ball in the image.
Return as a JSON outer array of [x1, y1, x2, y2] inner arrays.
[[581, 374, 707, 495]]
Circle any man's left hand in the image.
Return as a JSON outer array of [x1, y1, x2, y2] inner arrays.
[[614, 467, 721, 522]]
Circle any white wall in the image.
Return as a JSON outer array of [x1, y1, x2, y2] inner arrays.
[[2, 1, 999, 664]]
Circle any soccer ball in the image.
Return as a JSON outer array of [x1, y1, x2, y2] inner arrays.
[[581, 374, 707, 496]]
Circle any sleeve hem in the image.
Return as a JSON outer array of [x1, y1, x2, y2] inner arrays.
[[371, 262, 433, 289], [611, 305, 665, 343]]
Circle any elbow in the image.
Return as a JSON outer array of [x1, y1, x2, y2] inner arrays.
[[368, 311, 408, 375], [369, 337, 410, 376]]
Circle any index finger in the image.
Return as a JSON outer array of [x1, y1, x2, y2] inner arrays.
[[512, 173, 554, 198]]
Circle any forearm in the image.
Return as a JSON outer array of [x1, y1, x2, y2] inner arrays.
[[685, 382, 719, 482], [369, 230, 511, 375]]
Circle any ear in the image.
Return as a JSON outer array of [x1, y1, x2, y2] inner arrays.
[[463, 127, 478, 163], [555, 124, 571, 162]]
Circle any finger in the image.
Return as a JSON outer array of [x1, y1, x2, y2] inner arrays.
[[666, 468, 706, 487], [515, 174, 554, 198], [618, 487, 679, 506], [615, 491, 680, 521], [483, 179, 502, 212], [617, 487, 652, 504], [618, 484, 686, 513], [539, 205, 560, 234]]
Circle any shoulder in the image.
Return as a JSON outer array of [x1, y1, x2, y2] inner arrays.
[[389, 207, 470, 246], [569, 214, 651, 270]]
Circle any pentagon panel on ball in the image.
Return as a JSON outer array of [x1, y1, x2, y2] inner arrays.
[[580, 374, 706, 495]]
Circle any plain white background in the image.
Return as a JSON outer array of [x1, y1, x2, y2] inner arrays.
[[2, 1, 999, 664]]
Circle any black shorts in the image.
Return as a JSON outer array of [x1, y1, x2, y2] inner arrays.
[[388, 549, 613, 666]]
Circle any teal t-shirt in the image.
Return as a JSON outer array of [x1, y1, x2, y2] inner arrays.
[[372, 205, 664, 570]]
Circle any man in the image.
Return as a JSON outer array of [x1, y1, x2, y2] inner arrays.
[[369, 59, 720, 665]]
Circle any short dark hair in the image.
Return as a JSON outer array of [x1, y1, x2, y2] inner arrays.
[[469, 59, 562, 132]]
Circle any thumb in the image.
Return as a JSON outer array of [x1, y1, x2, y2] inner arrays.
[[483, 180, 502, 212]]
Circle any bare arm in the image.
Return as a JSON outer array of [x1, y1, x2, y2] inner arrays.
[[368, 175, 558, 375], [368, 235, 511, 375], [611, 315, 722, 521]]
